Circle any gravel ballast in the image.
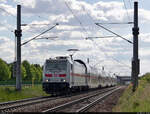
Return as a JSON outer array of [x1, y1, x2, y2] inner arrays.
[[87, 86, 126, 112], [11, 86, 126, 112]]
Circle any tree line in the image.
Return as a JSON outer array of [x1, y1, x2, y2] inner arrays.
[[0, 58, 43, 82]]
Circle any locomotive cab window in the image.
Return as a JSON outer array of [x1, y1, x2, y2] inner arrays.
[[45, 60, 67, 71]]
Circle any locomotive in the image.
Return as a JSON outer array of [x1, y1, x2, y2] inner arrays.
[[42, 56, 117, 95]]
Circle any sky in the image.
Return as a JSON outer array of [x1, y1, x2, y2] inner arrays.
[[0, 0, 149, 77]]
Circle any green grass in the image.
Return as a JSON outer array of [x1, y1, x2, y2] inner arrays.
[[0, 81, 42, 85], [0, 85, 49, 103], [113, 76, 150, 112]]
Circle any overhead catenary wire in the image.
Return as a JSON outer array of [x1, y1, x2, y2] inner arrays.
[[64, 1, 112, 70], [122, 0, 131, 21], [0, 7, 16, 33], [128, 0, 133, 23], [21, 24, 54, 26], [33, 36, 58, 40], [86, 36, 119, 39], [85, 34, 131, 70], [0, 7, 16, 18], [95, 23, 133, 44], [21, 23, 59, 46], [75, 1, 131, 71], [89, 38, 131, 69], [81, 6, 97, 32], [24, 0, 61, 30], [80, 4, 133, 44], [95, 22, 133, 25], [0, 5, 26, 24], [80, 2, 132, 69], [64, 0, 89, 37], [82, 6, 133, 25], [129, 0, 133, 9], [22, 1, 65, 37], [102, 34, 132, 65]]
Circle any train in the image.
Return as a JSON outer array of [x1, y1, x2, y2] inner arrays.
[[42, 56, 117, 95]]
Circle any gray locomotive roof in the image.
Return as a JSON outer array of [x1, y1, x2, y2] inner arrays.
[[46, 56, 73, 64]]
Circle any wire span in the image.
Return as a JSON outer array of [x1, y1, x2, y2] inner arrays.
[[95, 23, 133, 44], [21, 23, 58, 46]]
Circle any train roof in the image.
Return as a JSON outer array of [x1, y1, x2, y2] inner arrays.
[[46, 56, 73, 64], [74, 59, 87, 73]]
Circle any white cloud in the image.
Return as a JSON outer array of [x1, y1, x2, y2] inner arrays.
[[0, 0, 7, 3], [0, 37, 14, 62], [0, 0, 150, 76], [0, 4, 16, 16], [13, 0, 36, 8], [139, 9, 150, 23]]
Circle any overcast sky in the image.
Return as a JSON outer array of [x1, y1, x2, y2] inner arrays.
[[0, 0, 149, 76]]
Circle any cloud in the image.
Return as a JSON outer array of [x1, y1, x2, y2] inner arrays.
[[0, 0, 7, 3], [0, 3, 16, 16], [0, 0, 150, 76], [0, 37, 14, 62], [139, 9, 150, 23]]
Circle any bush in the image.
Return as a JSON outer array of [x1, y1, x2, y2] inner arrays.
[[140, 73, 150, 83]]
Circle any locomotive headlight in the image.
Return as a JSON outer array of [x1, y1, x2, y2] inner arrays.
[[61, 79, 66, 82], [46, 79, 48, 82]]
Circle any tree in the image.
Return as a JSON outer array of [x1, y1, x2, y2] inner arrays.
[[22, 60, 32, 81], [21, 64, 27, 80], [0, 58, 11, 81], [34, 64, 42, 82], [30, 64, 37, 81], [8, 62, 14, 80], [37, 67, 42, 81]]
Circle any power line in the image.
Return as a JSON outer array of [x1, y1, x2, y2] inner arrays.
[[102, 34, 132, 64], [75, 2, 131, 70], [129, 0, 133, 9], [80, 4, 133, 44], [81, 5, 97, 32], [0, 7, 16, 33], [122, 0, 131, 21], [89, 38, 131, 69], [21, 23, 59, 46], [128, 0, 133, 22], [80, 4, 133, 67], [64, 0, 88, 37], [0, 7, 16, 18], [21, 24, 53, 26], [34, 36, 58, 40], [95, 22, 133, 25], [76, 1, 132, 70], [95, 23, 133, 44], [86, 36, 118, 39], [64, 1, 82, 27], [86, 35, 131, 69]]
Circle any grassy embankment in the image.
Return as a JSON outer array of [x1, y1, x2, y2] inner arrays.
[[0, 85, 49, 103], [113, 73, 150, 112]]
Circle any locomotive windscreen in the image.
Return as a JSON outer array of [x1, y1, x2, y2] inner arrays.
[[45, 60, 67, 71]]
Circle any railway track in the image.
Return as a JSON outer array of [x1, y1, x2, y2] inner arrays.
[[42, 86, 121, 112], [0, 86, 118, 112], [0, 96, 59, 112]]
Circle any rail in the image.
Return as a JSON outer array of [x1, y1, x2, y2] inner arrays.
[[42, 87, 118, 112]]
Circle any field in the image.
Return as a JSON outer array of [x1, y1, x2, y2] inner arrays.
[[0, 85, 49, 103], [113, 73, 150, 112]]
